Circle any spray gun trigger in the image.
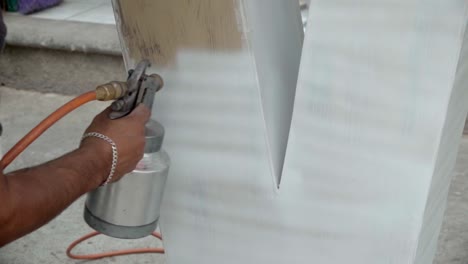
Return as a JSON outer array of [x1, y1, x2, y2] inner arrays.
[[108, 60, 163, 120]]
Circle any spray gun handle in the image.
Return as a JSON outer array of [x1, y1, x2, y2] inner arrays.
[[108, 60, 163, 119], [136, 74, 164, 112]]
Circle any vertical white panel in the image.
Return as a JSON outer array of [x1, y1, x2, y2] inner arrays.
[[113, 1, 303, 263], [414, 25, 468, 264], [114, 0, 468, 263], [242, 1, 303, 184], [281, 1, 468, 263]]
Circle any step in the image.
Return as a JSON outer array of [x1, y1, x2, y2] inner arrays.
[[0, 1, 125, 95]]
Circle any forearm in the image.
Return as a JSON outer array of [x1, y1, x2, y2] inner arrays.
[[0, 146, 108, 246]]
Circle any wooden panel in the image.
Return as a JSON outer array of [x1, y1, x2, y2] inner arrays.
[[281, 1, 468, 263], [114, 0, 242, 66], [113, 1, 303, 263], [114, 0, 468, 263], [113, 0, 303, 185], [415, 26, 468, 264]]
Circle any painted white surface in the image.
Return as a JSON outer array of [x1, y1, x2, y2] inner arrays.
[[242, 1, 304, 185], [281, 1, 468, 263], [415, 21, 468, 264], [114, 1, 468, 263]]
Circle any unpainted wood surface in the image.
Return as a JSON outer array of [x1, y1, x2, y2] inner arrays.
[[115, 0, 242, 66]]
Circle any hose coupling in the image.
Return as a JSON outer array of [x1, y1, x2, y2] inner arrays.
[[95, 81, 127, 101]]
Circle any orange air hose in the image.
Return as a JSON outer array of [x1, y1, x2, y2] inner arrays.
[[0, 91, 97, 170], [66, 231, 164, 260], [0, 90, 165, 260]]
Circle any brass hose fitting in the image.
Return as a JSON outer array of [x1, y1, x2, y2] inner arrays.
[[95, 81, 127, 101]]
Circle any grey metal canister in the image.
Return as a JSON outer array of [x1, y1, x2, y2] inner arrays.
[[84, 120, 170, 239]]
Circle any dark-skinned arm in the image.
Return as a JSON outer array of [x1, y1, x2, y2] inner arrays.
[[0, 105, 150, 246]]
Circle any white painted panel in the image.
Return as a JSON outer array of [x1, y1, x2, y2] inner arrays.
[[114, 0, 468, 263], [281, 1, 468, 263], [242, 1, 303, 184], [112, 1, 303, 263], [415, 24, 468, 264]]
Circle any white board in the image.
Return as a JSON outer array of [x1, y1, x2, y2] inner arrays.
[[113, 1, 468, 263], [282, 1, 468, 263]]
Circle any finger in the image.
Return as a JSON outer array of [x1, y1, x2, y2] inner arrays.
[[95, 106, 113, 120], [128, 104, 151, 123]]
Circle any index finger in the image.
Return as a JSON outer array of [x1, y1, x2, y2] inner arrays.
[[127, 104, 151, 123]]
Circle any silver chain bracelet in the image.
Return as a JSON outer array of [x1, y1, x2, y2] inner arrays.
[[81, 132, 118, 186]]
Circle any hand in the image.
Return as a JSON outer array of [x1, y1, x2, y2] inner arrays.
[[80, 104, 150, 185]]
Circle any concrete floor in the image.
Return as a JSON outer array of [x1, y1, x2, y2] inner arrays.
[[0, 86, 467, 263]]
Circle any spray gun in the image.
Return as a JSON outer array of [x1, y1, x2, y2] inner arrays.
[[84, 60, 170, 239], [0, 60, 168, 257]]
